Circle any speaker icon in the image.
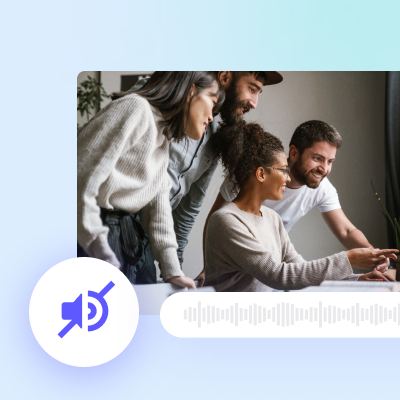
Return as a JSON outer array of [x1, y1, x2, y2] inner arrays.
[[58, 281, 115, 338]]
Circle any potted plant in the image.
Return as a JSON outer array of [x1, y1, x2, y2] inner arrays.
[[371, 180, 400, 280], [77, 75, 109, 130]]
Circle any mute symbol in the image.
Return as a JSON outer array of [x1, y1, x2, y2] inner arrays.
[[58, 281, 115, 338]]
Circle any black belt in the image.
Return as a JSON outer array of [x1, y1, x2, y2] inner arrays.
[[100, 208, 146, 271]]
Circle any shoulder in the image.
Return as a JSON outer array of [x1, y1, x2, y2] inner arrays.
[[322, 177, 337, 191], [318, 178, 338, 198], [208, 203, 255, 245], [211, 202, 239, 221], [261, 206, 285, 230], [111, 94, 163, 134], [112, 93, 153, 114], [209, 202, 245, 228], [261, 205, 281, 221]]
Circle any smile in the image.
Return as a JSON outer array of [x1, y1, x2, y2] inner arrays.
[[311, 172, 322, 179]]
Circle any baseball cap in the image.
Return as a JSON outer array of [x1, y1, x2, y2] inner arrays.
[[262, 71, 283, 85]]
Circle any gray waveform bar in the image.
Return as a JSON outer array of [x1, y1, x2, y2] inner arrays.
[[183, 302, 400, 328]]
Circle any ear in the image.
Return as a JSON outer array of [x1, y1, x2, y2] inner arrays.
[[255, 167, 266, 183], [218, 71, 232, 89], [187, 84, 195, 103], [289, 145, 299, 161]]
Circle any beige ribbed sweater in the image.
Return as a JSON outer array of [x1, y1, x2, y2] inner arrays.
[[77, 93, 183, 281], [205, 202, 359, 291]]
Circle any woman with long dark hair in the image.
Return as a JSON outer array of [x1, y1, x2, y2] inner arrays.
[[78, 72, 224, 288], [205, 121, 398, 291]]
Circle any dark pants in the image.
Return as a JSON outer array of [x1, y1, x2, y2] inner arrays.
[[77, 209, 156, 284]]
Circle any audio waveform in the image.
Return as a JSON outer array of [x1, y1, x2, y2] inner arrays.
[[183, 301, 400, 328]]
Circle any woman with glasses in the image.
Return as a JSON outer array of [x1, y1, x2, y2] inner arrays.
[[204, 121, 397, 291]]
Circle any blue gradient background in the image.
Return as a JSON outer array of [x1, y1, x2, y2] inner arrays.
[[2, 1, 400, 399]]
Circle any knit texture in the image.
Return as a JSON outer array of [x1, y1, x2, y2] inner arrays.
[[77, 93, 183, 280], [205, 202, 358, 292]]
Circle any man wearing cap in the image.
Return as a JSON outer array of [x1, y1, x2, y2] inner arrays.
[[131, 71, 283, 286]]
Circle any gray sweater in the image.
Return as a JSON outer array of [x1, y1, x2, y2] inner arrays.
[[205, 202, 359, 292], [77, 94, 183, 280]]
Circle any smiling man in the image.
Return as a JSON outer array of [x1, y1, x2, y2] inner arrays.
[[130, 71, 283, 285], [200, 120, 390, 286]]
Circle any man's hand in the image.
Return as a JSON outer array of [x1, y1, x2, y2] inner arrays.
[[166, 276, 196, 289], [358, 270, 395, 282], [346, 248, 398, 270], [194, 268, 205, 288]]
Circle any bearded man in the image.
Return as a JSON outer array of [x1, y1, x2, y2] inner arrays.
[[200, 120, 390, 286], [130, 71, 283, 285]]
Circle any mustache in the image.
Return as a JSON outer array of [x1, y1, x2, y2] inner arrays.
[[237, 101, 251, 114], [309, 169, 328, 178]]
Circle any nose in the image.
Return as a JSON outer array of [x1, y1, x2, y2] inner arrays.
[[286, 175, 291, 183], [208, 114, 213, 123], [247, 98, 256, 109], [248, 93, 259, 109], [318, 160, 330, 174]]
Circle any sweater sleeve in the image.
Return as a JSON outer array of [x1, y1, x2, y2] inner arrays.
[[139, 174, 184, 281], [207, 212, 354, 291], [77, 95, 153, 266], [277, 217, 360, 282]]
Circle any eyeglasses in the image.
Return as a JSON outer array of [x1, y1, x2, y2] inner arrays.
[[265, 166, 290, 178]]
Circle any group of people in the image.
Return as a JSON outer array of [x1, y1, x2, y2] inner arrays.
[[77, 71, 398, 291]]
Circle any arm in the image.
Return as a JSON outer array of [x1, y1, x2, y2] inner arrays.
[[276, 218, 361, 282], [322, 209, 372, 249], [322, 209, 390, 271], [206, 212, 354, 291], [138, 176, 184, 282], [172, 159, 218, 266]]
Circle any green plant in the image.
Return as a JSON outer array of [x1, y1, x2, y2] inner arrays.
[[371, 180, 400, 250], [77, 75, 110, 130]]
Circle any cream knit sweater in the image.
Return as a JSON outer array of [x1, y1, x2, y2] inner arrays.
[[77, 93, 183, 280], [205, 202, 359, 291]]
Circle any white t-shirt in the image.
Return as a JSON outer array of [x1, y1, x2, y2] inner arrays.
[[219, 176, 341, 232]]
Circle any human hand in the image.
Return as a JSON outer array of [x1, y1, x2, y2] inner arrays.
[[166, 276, 196, 289], [358, 270, 395, 282], [375, 255, 390, 273], [194, 268, 206, 288], [346, 248, 398, 270]]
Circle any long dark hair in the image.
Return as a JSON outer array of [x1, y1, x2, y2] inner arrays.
[[112, 72, 225, 141], [212, 120, 284, 191]]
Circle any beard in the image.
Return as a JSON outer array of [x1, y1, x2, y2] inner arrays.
[[290, 159, 328, 189], [218, 77, 251, 125]]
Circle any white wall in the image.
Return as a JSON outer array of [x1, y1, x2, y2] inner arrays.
[[77, 72, 388, 279], [183, 72, 387, 278]]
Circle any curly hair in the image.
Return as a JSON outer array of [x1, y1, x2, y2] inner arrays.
[[212, 120, 284, 191]]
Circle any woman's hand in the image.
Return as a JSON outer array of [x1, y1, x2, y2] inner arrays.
[[358, 270, 395, 282], [194, 268, 206, 288], [166, 276, 197, 289], [346, 248, 398, 270], [375, 255, 390, 273]]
